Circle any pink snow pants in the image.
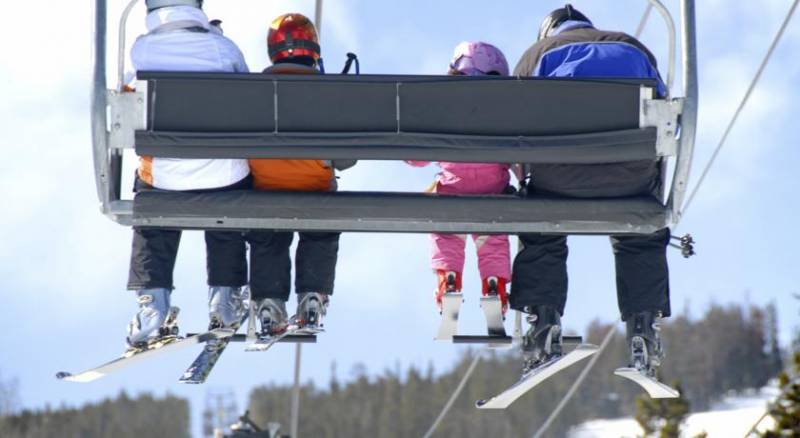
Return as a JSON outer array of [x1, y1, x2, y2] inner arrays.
[[427, 164, 512, 280]]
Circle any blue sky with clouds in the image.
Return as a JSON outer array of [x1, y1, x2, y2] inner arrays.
[[1, 0, 798, 436]]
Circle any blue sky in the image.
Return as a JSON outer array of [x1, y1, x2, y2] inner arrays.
[[1, 0, 799, 436]]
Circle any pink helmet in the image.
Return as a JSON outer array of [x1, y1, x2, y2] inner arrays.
[[449, 41, 509, 76]]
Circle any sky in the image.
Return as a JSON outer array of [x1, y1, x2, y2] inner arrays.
[[0, 0, 799, 436]]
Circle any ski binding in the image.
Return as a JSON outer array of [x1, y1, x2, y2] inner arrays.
[[244, 325, 321, 352]]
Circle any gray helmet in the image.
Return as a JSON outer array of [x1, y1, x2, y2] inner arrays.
[[145, 0, 203, 12]]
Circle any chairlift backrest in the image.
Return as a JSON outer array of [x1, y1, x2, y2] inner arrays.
[[91, 0, 699, 236], [133, 73, 666, 165]]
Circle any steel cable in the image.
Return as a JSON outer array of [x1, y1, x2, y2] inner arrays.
[[531, 326, 618, 438], [681, 0, 799, 216], [422, 353, 483, 438]]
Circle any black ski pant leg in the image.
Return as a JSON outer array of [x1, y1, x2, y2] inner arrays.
[[510, 233, 569, 314], [295, 232, 340, 295], [611, 227, 671, 320], [205, 230, 247, 288], [247, 231, 294, 301], [202, 175, 252, 289], [127, 227, 181, 290]]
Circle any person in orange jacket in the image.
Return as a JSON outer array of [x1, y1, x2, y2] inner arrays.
[[248, 13, 356, 337]]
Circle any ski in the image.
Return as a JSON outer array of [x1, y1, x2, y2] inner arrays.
[[475, 344, 599, 409], [435, 292, 463, 341], [179, 313, 250, 385], [56, 328, 235, 383], [244, 324, 321, 352], [480, 295, 507, 337], [614, 367, 680, 398]]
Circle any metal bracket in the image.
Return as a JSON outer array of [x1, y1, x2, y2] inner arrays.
[[108, 82, 147, 150], [640, 87, 682, 157]]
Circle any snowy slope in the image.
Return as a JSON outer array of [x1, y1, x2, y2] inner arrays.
[[569, 386, 779, 437]]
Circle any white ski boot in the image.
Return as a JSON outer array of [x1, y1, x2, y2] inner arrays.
[[208, 286, 248, 330], [295, 292, 328, 333], [126, 288, 176, 347], [521, 305, 563, 374], [255, 298, 289, 337]]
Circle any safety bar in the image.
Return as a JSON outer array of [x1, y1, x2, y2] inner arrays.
[[645, 0, 677, 92]]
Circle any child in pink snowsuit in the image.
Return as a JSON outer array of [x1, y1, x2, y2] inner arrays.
[[407, 41, 512, 313]]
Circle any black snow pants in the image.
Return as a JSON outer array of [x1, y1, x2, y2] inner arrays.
[[509, 161, 671, 321], [127, 175, 251, 291], [246, 231, 340, 301]]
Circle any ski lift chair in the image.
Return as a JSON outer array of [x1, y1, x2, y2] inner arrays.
[[92, 0, 697, 236]]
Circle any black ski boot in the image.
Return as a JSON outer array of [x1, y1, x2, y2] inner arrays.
[[296, 292, 329, 334], [521, 305, 563, 374], [626, 311, 664, 378]]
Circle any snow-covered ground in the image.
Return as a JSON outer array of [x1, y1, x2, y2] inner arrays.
[[569, 386, 779, 437]]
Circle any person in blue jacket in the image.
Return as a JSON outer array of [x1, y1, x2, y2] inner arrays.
[[511, 4, 671, 377]]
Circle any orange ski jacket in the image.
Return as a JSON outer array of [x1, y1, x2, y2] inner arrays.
[[249, 63, 334, 191]]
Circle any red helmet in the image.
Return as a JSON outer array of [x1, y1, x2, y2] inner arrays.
[[268, 13, 321, 64]]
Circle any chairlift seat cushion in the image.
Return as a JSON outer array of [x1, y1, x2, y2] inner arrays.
[[132, 190, 668, 234]]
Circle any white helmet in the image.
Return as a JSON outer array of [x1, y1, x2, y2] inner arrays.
[[145, 0, 203, 12]]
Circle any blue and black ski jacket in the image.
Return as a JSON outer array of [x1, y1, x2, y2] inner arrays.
[[513, 21, 666, 199], [514, 21, 667, 97]]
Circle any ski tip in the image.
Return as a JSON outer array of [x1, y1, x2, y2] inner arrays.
[[613, 367, 680, 398], [55, 371, 104, 383], [178, 374, 204, 384], [475, 399, 504, 410], [613, 366, 635, 376]]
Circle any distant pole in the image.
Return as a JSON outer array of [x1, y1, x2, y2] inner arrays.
[[531, 326, 617, 438], [290, 344, 302, 437], [314, 0, 323, 36], [635, 3, 653, 39]]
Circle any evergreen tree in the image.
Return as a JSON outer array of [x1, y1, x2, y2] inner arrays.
[[634, 381, 689, 438], [0, 392, 189, 438], [0, 371, 19, 416], [761, 351, 800, 437], [764, 303, 784, 378], [244, 302, 783, 437]]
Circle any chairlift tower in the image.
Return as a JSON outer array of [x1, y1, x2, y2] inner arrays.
[[203, 389, 238, 438]]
